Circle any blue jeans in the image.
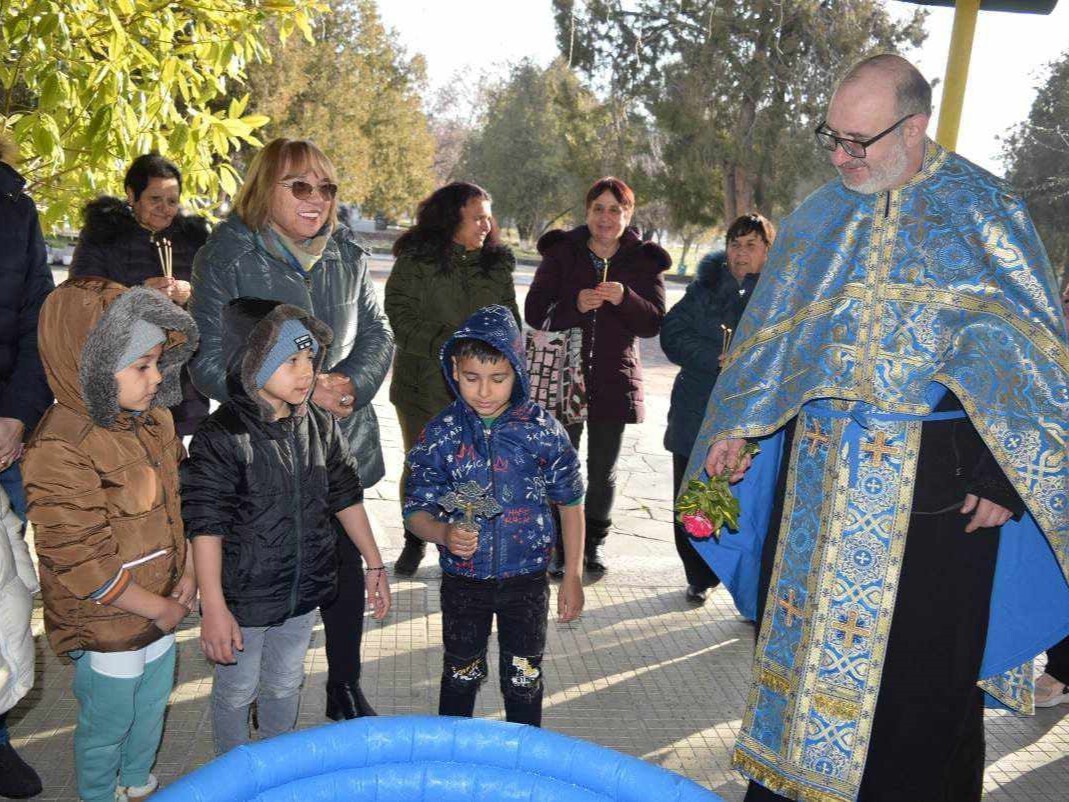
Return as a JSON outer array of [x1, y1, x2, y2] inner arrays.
[[210, 611, 315, 755], [0, 463, 26, 523]]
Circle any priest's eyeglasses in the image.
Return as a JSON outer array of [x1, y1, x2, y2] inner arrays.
[[814, 114, 916, 159]]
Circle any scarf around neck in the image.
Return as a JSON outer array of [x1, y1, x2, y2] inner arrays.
[[260, 222, 333, 272]]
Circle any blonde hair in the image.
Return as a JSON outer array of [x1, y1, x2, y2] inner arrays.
[[233, 138, 339, 231]]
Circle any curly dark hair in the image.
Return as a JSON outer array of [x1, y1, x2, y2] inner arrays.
[[392, 182, 506, 274]]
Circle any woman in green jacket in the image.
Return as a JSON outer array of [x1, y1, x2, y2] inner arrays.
[[385, 182, 519, 575]]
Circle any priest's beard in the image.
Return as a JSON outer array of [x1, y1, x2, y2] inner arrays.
[[838, 136, 910, 194]]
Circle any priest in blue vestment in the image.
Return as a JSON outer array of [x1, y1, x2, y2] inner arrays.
[[684, 54, 1069, 802]]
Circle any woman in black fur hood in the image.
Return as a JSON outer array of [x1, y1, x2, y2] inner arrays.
[[70, 154, 210, 436]]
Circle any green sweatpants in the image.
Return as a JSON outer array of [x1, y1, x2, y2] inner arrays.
[[71, 643, 175, 802]]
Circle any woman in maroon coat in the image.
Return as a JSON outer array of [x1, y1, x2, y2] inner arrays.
[[525, 177, 670, 574]]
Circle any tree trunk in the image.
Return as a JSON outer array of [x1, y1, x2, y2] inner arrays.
[[679, 233, 695, 276], [723, 167, 737, 227], [736, 164, 755, 217], [723, 0, 771, 224], [724, 162, 756, 223], [516, 219, 534, 248], [724, 94, 757, 223]]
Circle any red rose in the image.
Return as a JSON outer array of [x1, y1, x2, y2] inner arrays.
[[681, 511, 716, 539]]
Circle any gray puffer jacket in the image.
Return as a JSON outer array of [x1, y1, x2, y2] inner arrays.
[[189, 217, 393, 486]]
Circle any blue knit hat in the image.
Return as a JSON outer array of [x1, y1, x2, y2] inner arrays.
[[255, 318, 319, 388], [115, 318, 167, 373]]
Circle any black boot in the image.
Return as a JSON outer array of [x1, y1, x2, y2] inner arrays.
[[584, 517, 611, 574], [0, 741, 42, 799], [394, 535, 425, 577], [326, 682, 378, 721], [584, 539, 608, 574], [685, 584, 710, 604]]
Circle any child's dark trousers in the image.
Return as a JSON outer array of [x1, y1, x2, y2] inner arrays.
[[438, 571, 550, 727]]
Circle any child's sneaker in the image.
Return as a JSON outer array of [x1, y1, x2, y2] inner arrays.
[[115, 774, 158, 801], [1035, 672, 1069, 708]]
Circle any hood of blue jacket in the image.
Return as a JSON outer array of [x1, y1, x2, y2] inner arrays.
[[440, 304, 528, 408]]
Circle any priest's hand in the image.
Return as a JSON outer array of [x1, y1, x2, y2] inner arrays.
[[705, 437, 752, 483], [961, 494, 1012, 533]]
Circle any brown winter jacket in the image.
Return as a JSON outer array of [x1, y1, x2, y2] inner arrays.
[[23, 277, 198, 656]]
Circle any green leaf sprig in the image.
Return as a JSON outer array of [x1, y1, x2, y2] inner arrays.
[[675, 442, 759, 540]]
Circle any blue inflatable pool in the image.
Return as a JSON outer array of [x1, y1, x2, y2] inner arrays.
[[154, 715, 724, 801]]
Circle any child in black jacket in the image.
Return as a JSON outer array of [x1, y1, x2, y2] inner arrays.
[[181, 298, 390, 755]]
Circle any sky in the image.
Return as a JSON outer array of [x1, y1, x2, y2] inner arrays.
[[378, 0, 1069, 176]]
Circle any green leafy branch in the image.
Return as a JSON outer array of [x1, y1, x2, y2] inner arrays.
[[675, 442, 759, 540]]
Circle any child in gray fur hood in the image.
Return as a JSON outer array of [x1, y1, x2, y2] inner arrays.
[[23, 277, 198, 802]]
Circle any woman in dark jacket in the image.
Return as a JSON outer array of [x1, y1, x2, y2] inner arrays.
[[70, 154, 210, 436], [384, 182, 519, 576], [190, 138, 394, 722], [525, 177, 670, 574], [661, 213, 774, 603]]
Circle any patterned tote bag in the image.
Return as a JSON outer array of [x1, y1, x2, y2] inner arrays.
[[524, 303, 587, 425]]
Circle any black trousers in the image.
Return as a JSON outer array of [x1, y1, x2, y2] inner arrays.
[[1045, 635, 1069, 684], [565, 420, 626, 542], [746, 427, 999, 802], [319, 521, 366, 687], [672, 453, 720, 590], [438, 572, 550, 727]]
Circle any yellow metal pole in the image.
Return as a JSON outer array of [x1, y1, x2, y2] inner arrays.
[[936, 0, 982, 150]]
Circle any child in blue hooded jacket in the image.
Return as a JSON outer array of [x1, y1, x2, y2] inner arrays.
[[404, 304, 585, 727]]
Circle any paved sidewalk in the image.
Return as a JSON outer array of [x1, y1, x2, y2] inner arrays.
[[12, 263, 1068, 800]]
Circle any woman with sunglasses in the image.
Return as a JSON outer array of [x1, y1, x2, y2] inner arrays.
[[189, 138, 394, 722], [70, 153, 212, 437]]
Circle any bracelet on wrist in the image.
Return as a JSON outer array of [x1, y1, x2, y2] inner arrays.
[[365, 565, 385, 572]]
